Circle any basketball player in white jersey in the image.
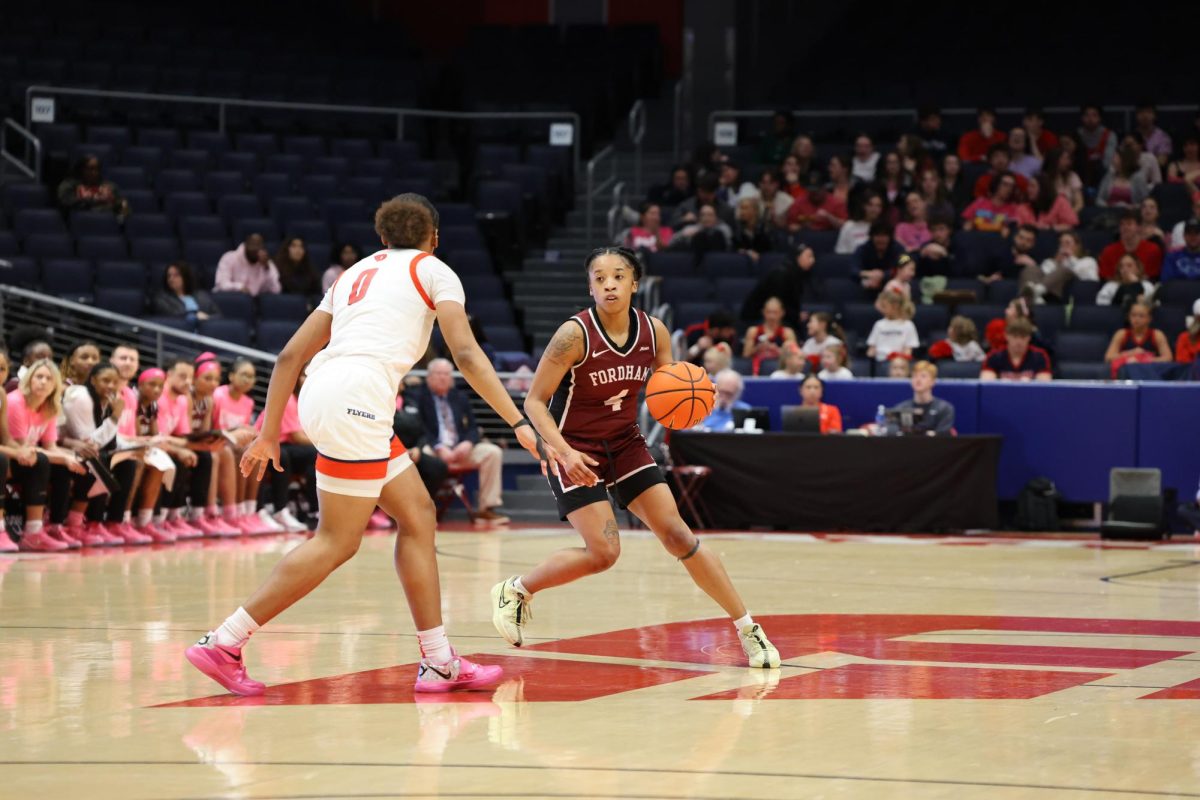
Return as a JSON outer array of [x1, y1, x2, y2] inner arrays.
[[185, 194, 555, 695]]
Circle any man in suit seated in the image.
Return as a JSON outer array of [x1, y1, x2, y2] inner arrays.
[[394, 385, 448, 500], [418, 359, 509, 524]]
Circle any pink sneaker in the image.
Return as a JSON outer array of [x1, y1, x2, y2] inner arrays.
[[18, 530, 70, 552], [368, 509, 394, 530], [110, 521, 152, 545], [185, 633, 266, 696], [413, 651, 504, 693], [167, 517, 204, 539], [138, 523, 176, 544], [196, 515, 241, 538], [44, 524, 82, 550], [0, 529, 18, 553], [235, 514, 272, 536], [78, 522, 110, 546]]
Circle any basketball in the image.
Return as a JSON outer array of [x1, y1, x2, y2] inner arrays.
[[644, 361, 715, 430]]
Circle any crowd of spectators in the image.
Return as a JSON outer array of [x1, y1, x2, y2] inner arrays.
[[631, 103, 1200, 380]]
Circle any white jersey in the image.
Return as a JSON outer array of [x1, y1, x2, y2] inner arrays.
[[308, 248, 465, 392]]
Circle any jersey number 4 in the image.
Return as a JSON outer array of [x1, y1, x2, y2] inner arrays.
[[348, 268, 379, 305], [604, 389, 629, 412]]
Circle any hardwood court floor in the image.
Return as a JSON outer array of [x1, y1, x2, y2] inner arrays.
[[4, 526, 1200, 799]]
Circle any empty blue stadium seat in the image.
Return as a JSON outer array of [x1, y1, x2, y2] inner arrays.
[[840, 303, 881, 339], [344, 176, 385, 205], [169, 149, 213, 173], [812, 253, 854, 280], [378, 141, 418, 163], [256, 320, 296, 352], [156, 169, 200, 195], [130, 238, 180, 265], [270, 196, 319, 227], [714, 277, 757, 303], [95, 260, 146, 290], [138, 128, 182, 150], [198, 318, 250, 346], [219, 152, 260, 179], [123, 190, 159, 213], [25, 233, 75, 259], [204, 171, 247, 198], [986, 279, 1019, 306], [0, 232, 17, 256], [437, 225, 485, 252], [258, 293, 307, 322], [189, 133, 231, 157], [390, 178, 435, 199], [330, 138, 374, 160], [1153, 306, 1188, 341], [1057, 362, 1109, 381], [323, 198, 367, 226], [675, 302, 719, 328], [336, 222, 377, 248], [352, 158, 396, 180], [251, 173, 292, 204], [231, 218, 279, 244], [300, 175, 340, 201], [235, 132, 278, 158], [957, 304, 1005, 336], [1070, 305, 1124, 334], [1055, 332, 1109, 362], [41, 258, 94, 294], [1032, 305, 1067, 344], [106, 165, 148, 190], [125, 213, 173, 239], [482, 325, 525, 351], [265, 153, 306, 181], [87, 125, 132, 151], [14, 209, 67, 240], [70, 142, 114, 165], [912, 304, 950, 338], [0, 256, 39, 287], [311, 156, 349, 179], [445, 250, 493, 276], [1157, 280, 1200, 308], [77, 236, 128, 260], [1068, 280, 1101, 305], [217, 194, 264, 225], [286, 220, 331, 243], [460, 274, 504, 296], [662, 277, 712, 304], [647, 252, 694, 278], [821, 278, 868, 306], [754, 252, 789, 277], [95, 288, 145, 317], [120, 146, 163, 173], [69, 211, 121, 238], [469, 299, 514, 326], [475, 180, 523, 221], [796, 230, 838, 254], [179, 215, 228, 242], [701, 252, 753, 279], [210, 292, 255, 322], [936, 361, 983, 379], [181, 241, 229, 283], [436, 204, 477, 227], [282, 135, 325, 159], [3, 183, 51, 211], [476, 144, 520, 174]]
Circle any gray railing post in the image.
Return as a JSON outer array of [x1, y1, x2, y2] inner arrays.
[[396, 113, 405, 140], [628, 100, 646, 197], [218, 103, 226, 135]]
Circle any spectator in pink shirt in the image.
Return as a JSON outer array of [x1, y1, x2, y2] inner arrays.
[[252, 370, 316, 533], [1019, 175, 1079, 231], [215, 233, 282, 297], [1135, 103, 1173, 167], [153, 357, 205, 540], [212, 358, 275, 535], [895, 193, 932, 252], [624, 203, 674, 253], [4, 359, 87, 551]]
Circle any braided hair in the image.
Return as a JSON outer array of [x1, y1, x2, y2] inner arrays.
[[584, 246, 643, 281]]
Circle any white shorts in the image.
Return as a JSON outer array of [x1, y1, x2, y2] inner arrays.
[[298, 359, 411, 497]]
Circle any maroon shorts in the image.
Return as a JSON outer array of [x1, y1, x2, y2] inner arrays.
[[546, 434, 666, 520]]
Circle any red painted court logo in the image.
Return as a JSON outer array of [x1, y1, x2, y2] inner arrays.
[[158, 614, 1200, 708]]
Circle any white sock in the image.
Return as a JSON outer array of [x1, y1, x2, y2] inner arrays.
[[416, 625, 453, 664], [122, 510, 132, 523], [261, 503, 275, 515], [512, 576, 531, 597], [733, 613, 755, 632], [155, 509, 168, 524], [213, 606, 260, 649], [25, 519, 43, 534], [137, 509, 153, 527], [167, 507, 181, 521]]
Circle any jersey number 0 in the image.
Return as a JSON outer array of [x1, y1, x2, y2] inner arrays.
[[348, 268, 379, 306]]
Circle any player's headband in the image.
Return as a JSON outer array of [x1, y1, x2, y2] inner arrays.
[[138, 368, 165, 384], [196, 361, 221, 377]]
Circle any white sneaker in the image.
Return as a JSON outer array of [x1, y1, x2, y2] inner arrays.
[[490, 576, 532, 647], [739, 623, 781, 669], [273, 508, 306, 533], [256, 509, 286, 533]]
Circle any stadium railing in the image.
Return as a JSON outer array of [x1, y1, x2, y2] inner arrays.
[[22, 84, 582, 186], [1, 119, 41, 181]]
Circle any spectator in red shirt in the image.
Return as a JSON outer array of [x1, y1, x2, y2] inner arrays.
[[798, 375, 843, 434], [624, 203, 674, 253], [1104, 299, 1172, 373], [684, 311, 739, 366], [957, 107, 1006, 163], [1175, 306, 1200, 365], [1099, 210, 1164, 280], [786, 179, 848, 232], [980, 318, 1053, 381], [826, 154, 854, 210], [973, 144, 1030, 199], [1022, 108, 1059, 158]]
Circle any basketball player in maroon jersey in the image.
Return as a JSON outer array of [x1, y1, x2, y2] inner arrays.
[[491, 247, 779, 668]]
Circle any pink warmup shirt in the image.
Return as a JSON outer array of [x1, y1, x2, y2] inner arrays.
[[117, 385, 138, 437], [157, 390, 192, 436], [254, 393, 302, 442], [6, 390, 58, 446], [212, 385, 255, 430]]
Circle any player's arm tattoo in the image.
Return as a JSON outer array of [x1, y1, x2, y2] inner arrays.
[[546, 321, 583, 365], [602, 518, 619, 544]]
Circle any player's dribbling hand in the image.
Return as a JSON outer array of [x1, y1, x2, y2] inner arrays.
[[562, 448, 600, 487], [240, 436, 283, 481]]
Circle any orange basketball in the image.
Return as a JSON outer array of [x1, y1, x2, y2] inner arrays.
[[644, 361, 716, 430]]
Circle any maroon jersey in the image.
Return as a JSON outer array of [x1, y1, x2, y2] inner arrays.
[[549, 307, 657, 444]]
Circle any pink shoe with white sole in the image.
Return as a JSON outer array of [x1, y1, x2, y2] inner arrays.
[[185, 633, 266, 696], [413, 651, 504, 693]]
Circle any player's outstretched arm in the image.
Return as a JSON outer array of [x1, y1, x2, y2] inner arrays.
[[523, 321, 599, 486], [241, 309, 332, 480], [436, 300, 552, 470]]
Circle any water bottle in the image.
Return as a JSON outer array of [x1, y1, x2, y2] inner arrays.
[[875, 404, 887, 436]]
